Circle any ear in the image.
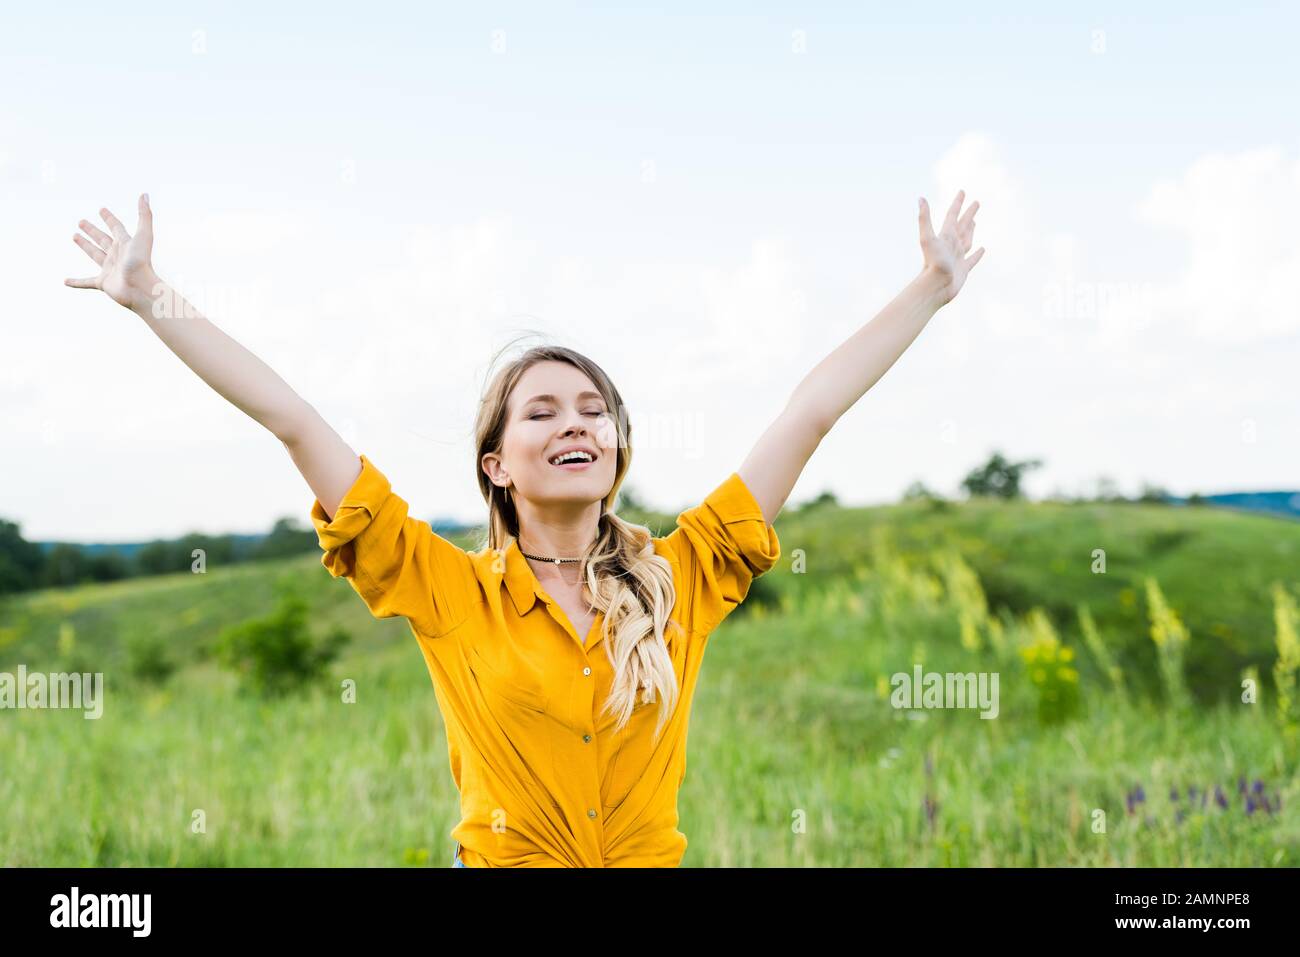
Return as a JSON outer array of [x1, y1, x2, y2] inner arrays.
[[480, 452, 508, 487]]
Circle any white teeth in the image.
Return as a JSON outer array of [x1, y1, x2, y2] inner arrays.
[[550, 450, 594, 465]]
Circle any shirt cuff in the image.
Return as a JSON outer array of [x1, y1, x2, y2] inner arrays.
[[309, 453, 391, 578]]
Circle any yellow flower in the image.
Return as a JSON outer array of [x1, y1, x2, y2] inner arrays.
[[1033, 668, 1047, 683], [1057, 666, 1079, 683], [1061, 646, 1075, 662]]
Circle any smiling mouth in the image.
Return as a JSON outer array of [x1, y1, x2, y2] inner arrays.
[[549, 454, 596, 470], [546, 449, 595, 468]]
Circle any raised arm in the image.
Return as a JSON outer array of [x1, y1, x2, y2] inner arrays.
[[64, 193, 361, 515], [738, 190, 985, 524]]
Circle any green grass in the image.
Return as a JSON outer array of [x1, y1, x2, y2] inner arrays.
[[1, 501, 1297, 866]]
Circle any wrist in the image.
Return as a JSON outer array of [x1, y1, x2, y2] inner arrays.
[[915, 266, 953, 309], [125, 271, 164, 316]]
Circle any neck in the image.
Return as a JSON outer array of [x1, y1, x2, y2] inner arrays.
[[515, 504, 601, 562]]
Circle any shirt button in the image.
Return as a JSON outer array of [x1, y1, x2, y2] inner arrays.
[[582, 734, 591, 743], [587, 808, 598, 819], [583, 667, 592, 676]]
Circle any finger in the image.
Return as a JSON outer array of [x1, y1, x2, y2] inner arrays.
[[100, 206, 129, 242], [73, 233, 106, 265], [964, 246, 986, 272], [918, 197, 937, 245], [78, 219, 113, 249], [961, 218, 976, 252], [64, 276, 99, 289], [136, 192, 153, 239], [942, 190, 965, 233], [957, 199, 979, 233]]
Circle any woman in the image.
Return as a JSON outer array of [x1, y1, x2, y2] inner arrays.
[[65, 191, 983, 867]]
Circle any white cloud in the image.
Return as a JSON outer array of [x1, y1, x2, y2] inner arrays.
[[1136, 146, 1300, 343]]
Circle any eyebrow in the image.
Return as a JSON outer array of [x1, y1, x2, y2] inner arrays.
[[521, 391, 606, 406]]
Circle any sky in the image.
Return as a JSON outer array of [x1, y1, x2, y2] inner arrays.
[[2, 2, 1297, 541]]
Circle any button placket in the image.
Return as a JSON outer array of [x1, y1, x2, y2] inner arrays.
[[553, 651, 602, 822]]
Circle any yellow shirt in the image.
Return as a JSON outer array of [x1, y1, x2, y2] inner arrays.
[[310, 454, 780, 867]]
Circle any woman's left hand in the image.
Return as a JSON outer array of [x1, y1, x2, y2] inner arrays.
[[918, 190, 984, 305]]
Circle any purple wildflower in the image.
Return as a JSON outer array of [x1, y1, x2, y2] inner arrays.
[[1125, 785, 1147, 816], [924, 794, 938, 828], [1214, 786, 1228, 810]]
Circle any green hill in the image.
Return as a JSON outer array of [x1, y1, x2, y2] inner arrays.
[[1, 498, 1296, 866]]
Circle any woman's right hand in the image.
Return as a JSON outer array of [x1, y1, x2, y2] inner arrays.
[[65, 193, 159, 310]]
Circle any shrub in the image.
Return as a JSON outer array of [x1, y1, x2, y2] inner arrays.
[[213, 587, 349, 696], [125, 631, 177, 686]]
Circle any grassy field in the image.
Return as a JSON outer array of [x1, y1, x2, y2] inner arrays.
[[2, 498, 1297, 866]]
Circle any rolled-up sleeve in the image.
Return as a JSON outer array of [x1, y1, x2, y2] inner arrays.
[[662, 471, 781, 634], [310, 454, 477, 638]]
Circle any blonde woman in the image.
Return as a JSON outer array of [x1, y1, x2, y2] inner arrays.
[[65, 191, 983, 867]]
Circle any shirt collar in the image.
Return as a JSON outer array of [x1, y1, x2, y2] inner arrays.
[[502, 538, 540, 617]]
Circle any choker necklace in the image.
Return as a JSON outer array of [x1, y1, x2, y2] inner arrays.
[[519, 548, 581, 565]]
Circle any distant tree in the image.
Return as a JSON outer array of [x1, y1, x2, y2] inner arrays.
[[1187, 492, 1206, 507], [250, 518, 316, 560], [87, 550, 130, 582], [135, 539, 180, 576], [43, 543, 90, 587], [1092, 475, 1124, 503], [902, 480, 933, 501], [0, 519, 45, 594], [180, 532, 235, 566], [1137, 482, 1172, 503], [800, 490, 839, 511], [960, 452, 1044, 500], [615, 485, 649, 513]]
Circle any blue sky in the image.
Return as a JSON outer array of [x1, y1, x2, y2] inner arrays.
[[3, 2, 1298, 539]]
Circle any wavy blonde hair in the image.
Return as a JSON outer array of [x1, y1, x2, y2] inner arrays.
[[472, 341, 681, 742]]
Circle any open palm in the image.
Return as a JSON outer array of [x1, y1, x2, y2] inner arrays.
[[65, 193, 157, 308], [919, 190, 984, 304]]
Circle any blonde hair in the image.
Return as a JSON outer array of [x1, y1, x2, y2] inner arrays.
[[472, 340, 681, 742]]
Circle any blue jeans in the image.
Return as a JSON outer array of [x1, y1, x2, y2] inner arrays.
[[452, 841, 467, 868]]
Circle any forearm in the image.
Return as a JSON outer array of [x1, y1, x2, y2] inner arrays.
[[787, 267, 950, 434], [125, 274, 311, 441]]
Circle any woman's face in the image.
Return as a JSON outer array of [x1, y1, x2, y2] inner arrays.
[[486, 361, 619, 511]]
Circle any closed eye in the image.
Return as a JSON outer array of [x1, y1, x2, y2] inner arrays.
[[529, 411, 606, 419]]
